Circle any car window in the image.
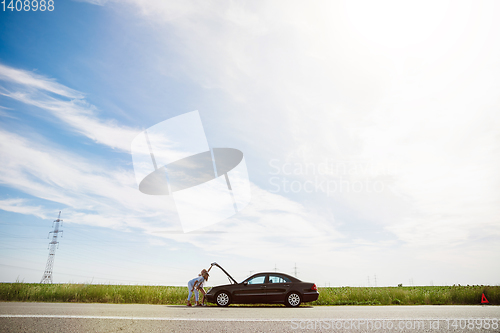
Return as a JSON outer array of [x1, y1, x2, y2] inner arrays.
[[267, 275, 291, 283], [247, 275, 266, 284]]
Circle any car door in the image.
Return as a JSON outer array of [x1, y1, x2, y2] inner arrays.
[[232, 274, 267, 303], [265, 274, 292, 302]]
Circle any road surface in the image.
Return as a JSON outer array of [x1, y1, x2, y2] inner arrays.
[[1, 302, 499, 332]]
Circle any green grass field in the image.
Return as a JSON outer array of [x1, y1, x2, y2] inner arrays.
[[0, 283, 498, 305], [314, 285, 499, 305]]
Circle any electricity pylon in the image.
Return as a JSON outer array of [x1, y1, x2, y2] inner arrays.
[[40, 211, 63, 284]]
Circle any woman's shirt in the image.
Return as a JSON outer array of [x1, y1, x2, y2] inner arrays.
[[189, 275, 205, 287]]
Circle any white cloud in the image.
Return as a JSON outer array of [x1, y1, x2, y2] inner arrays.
[[0, 107, 17, 119], [0, 198, 48, 219], [0, 125, 344, 263], [2, 0, 500, 284], [0, 64, 138, 152], [0, 62, 341, 255], [0, 128, 180, 231], [101, 0, 500, 253], [0, 64, 83, 99]]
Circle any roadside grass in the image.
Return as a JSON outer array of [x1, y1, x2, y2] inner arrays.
[[312, 285, 500, 305], [0, 283, 186, 304], [0, 283, 498, 305]]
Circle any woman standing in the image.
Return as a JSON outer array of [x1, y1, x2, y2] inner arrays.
[[187, 265, 212, 306]]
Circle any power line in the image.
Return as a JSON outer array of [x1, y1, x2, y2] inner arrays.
[[0, 263, 164, 284]]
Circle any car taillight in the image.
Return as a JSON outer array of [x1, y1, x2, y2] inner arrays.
[[311, 284, 317, 291]]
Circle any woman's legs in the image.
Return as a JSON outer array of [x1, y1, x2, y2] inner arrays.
[[199, 287, 206, 304], [187, 282, 194, 305], [194, 288, 199, 304]]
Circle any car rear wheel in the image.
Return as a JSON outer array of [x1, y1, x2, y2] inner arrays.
[[285, 292, 301, 307], [216, 291, 231, 307]]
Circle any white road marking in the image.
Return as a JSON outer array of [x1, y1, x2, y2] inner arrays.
[[2, 315, 286, 321], [0, 315, 493, 321]]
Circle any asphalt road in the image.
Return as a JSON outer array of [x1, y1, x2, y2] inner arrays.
[[1, 302, 499, 332]]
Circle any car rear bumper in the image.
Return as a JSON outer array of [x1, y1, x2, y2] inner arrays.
[[302, 291, 319, 302]]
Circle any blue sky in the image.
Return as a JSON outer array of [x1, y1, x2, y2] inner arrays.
[[1, 0, 499, 287]]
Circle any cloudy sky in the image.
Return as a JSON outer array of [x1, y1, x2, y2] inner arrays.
[[1, 0, 499, 287]]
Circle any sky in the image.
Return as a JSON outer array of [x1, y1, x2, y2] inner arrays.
[[0, 0, 499, 287]]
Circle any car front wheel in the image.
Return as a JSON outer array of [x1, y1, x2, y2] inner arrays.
[[285, 292, 301, 307], [216, 291, 231, 307]]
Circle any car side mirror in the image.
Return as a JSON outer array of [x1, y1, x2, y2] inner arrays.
[[243, 281, 248, 286]]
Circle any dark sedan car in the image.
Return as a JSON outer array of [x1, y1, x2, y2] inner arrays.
[[205, 264, 319, 307]]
